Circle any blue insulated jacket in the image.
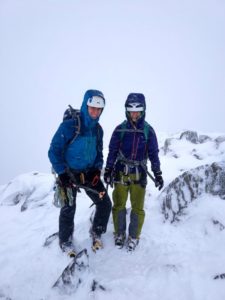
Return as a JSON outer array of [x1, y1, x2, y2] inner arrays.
[[106, 113, 161, 174], [48, 90, 104, 174]]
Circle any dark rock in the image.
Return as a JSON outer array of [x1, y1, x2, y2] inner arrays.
[[163, 138, 175, 155], [180, 131, 199, 144], [193, 154, 203, 160], [215, 136, 225, 148], [191, 150, 203, 160], [199, 135, 211, 143], [212, 219, 225, 231], [214, 273, 225, 280], [160, 161, 225, 222]]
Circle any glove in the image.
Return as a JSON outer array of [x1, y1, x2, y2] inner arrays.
[[153, 171, 164, 191], [86, 169, 101, 186], [104, 168, 113, 185], [58, 172, 72, 188]]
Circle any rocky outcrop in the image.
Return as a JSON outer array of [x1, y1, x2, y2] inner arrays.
[[180, 131, 199, 144], [163, 138, 176, 155], [160, 161, 225, 222], [162, 130, 225, 158], [198, 134, 212, 143], [215, 136, 225, 148], [179, 131, 213, 144]]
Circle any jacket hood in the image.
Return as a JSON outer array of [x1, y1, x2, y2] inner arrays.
[[125, 93, 146, 126], [125, 93, 146, 110], [80, 89, 105, 128]]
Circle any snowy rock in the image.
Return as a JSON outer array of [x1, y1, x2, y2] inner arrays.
[[0, 291, 11, 300], [161, 131, 225, 171], [180, 131, 199, 144], [212, 219, 225, 231], [0, 172, 54, 211], [163, 138, 176, 155], [215, 136, 225, 149], [199, 134, 212, 143], [215, 135, 225, 144], [160, 161, 225, 222], [191, 149, 203, 160]]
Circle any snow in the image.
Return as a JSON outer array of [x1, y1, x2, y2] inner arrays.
[[1, 131, 225, 300]]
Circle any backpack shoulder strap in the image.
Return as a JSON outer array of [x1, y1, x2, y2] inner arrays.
[[119, 120, 127, 141], [143, 121, 151, 142], [117, 120, 150, 143]]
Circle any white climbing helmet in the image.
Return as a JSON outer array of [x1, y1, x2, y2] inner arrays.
[[87, 96, 105, 108]]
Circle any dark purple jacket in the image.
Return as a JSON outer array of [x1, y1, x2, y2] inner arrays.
[[106, 116, 161, 174]]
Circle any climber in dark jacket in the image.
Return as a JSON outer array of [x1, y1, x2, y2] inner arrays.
[[104, 93, 163, 251]]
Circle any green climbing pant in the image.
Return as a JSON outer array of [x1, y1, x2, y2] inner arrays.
[[112, 173, 146, 239]]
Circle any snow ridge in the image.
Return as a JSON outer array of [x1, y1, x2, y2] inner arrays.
[[1, 131, 225, 299]]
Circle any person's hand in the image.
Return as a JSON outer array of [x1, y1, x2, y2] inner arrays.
[[104, 168, 113, 185], [153, 171, 164, 191], [58, 172, 72, 188]]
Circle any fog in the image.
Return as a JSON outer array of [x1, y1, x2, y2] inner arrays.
[[0, 0, 225, 184]]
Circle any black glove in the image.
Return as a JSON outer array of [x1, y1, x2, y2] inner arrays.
[[153, 171, 164, 191], [58, 172, 72, 188], [104, 168, 113, 185]]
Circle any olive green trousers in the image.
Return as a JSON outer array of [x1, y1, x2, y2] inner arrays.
[[112, 173, 146, 239]]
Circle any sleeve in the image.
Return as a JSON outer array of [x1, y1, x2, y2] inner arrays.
[[147, 126, 161, 173], [105, 125, 121, 169], [48, 120, 75, 174], [93, 125, 104, 170]]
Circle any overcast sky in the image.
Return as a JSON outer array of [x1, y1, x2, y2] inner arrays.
[[0, 0, 225, 184]]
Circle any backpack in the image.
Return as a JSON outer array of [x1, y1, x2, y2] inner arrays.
[[63, 105, 81, 144]]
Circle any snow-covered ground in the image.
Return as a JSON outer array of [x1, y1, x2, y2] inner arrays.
[[0, 130, 225, 300]]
